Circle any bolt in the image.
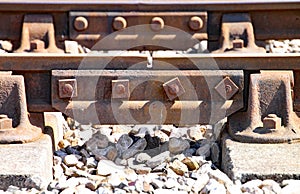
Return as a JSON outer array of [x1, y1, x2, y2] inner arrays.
[[0, 114, 12, 129], [151, 17, 164, 31], [233, 39, 244, 49], [62, 83, 74, 96], [168, 84, 179, 95], [263, 114, 281, 130], [113, 16, 127, 30], [115, 84, 126, 94], [225, 84, 233, 94], [30, 39, 45, 52], [189, 16, 203, 31], [74, 16, 88, 31]]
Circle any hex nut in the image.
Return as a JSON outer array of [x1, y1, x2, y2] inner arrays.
[[263, 114, 281, 130], [0, 115, 12, 129], [59, 79, 78, 98]]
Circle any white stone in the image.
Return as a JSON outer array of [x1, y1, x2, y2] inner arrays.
[[191, 173, 209, 193], [204, 179, 227, 194], [63, 154, 80, 167], [86, 157, 98, 168], [261, 179, 281, 194], [108, 172, 127, 186], [96, 160, 125, 176], [164, 178, 177, 189], [188, 126, 204, 140], [241, 179, 263, 193]]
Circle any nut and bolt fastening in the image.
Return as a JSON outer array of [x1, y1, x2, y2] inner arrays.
[[189, 16, 203, 30], [62, 83, 74, 96], [151, 17, 164, 31], [115, 84, 126, 94], [233, 39, 244, 49], [0, 114, 12, 129], [113, 16, 127, 30], [168, 84, 180, 95], [74, 16, 88, 31], [263, 114, 281, 130]]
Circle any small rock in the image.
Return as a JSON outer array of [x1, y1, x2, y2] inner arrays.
[[188, 126, 204, 141], [99, 126, 112, 137], [261, 179, 281, 194], [169, 127, 189, 138], [154, 130, 169, 143], [115, 157, 128, 166], [127, 158, 151, 174], [108, 172, 127, 186], [122, 138, 147, 159], [60, 187, 77, 194], [135, 153, 151, 163], [106, 146, 118, 161], [191, 173, 209, 193], [86, 157, 98, 168], [53, 164, 64, 180], [146, 151, 170, 168], [136, 126, 155, 137], [204, 179, 227, 194], [164, 178, 177, 189], [169, 159, 189, 176], [85, 181, 100, 191], [196, 143, 211, 158], [181, 157, 199, 171], [96, 160, 125, 176], [85, 131, 109, 151], [76, 186, 95, 194], [124, 168, 138, 182], [116, 134, 133, 154], [210, 142, 220, 165], [54, 150, 68, 158], [168, 137, 190, 155], [241, 179, 263, 193], [208, 169, 234, 188], [143, 181, 153, 192], [63, 154, 80, 167], [145, 134, 160, 150], [281, 179, 300, 194], [58, 139, 71, 149], [114, 188, 126, 194]]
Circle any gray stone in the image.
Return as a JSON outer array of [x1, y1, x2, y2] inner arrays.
[[127, 158, 151, 174], [85, 131, 109, 151], [0, 135, 52, 190], [196, 143, 211, 157], [210, 142, 220, 165], [168, 138, 190, 155], [122, 138, 147, 159], [222, 133, 300, 182], [116, 134, 133, 154], [96, 160, 125, 176], [146, 151, 170, 168], [106, 146, 118, 161]]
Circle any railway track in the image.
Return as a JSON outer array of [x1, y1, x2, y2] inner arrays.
[[0, 0, 300, 192]]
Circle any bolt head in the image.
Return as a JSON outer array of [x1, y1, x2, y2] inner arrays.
[[112, 80, 130, 99], [74, 16, 88, 31], [168, 84, 179, 95], [0, 115, 12, 129], [151, 17, 164, 31], [113, 16, 127, 30], [62, 84, 74, 96], [232, 39, 244, 49], [59, 79, 77, 98], [263, 115, 281, 130], [189, 16, 203, 31]]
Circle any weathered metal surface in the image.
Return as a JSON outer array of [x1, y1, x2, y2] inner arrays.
[[0, 74, 42, 143], [69, 11, 207, 50], [213, 13, 265, 53], [15, 14, 63, 53], [228, 71, 300, 143], [51, 70, 243, 125]]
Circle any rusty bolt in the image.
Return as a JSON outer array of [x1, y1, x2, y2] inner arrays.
[[225, 84, 232, 93], [113, 16, 127, 31], [30, 39, 45, 52], [74, 16, 88, 31], [151, 17, 164, 31], [263, 114, 281, 130], [189, 16, 203, 31], [115, 83, 126, 94], [233, 39, 244, 49], [168, 83, 180, 95], [0, 114, 12, 129], [62, 83, 74, 96]]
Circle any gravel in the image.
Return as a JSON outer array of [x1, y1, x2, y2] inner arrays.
[[0, 117, 299, 193]]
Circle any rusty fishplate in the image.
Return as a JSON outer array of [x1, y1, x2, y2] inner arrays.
[[69, 11, 207, 50], [51, 70, 243, 125]]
